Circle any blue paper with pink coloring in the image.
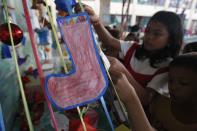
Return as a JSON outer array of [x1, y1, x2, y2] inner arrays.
[[45, 13, 109, 110]]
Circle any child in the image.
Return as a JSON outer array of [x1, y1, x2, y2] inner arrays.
[[110, 53, 197, 131], [75, 5, 183, 105], [34, 3, 52, 62]]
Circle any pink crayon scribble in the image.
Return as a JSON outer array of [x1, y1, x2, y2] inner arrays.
[[47, 21, 106, 108]]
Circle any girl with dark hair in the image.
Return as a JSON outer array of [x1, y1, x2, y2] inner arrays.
[[75, 6, 183, 105], [135, 11, 183, 68]]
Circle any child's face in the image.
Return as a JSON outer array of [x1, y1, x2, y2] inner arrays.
[[169, 67, 197, 105], [143, 20, 169, 51]]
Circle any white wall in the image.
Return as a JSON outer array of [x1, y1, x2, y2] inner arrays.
[[110, 2, 197, 20]]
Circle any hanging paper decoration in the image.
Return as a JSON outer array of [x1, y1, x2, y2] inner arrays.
[[45, 13, 109, 110], [18, 55, 29, 66], [35, 27, 49, 46], [21, 36, 26, 46], [35, 26, 51, 61], [0, 23, 23, 46], [1, 45, 11, 59], [55, 0, 77, 15]]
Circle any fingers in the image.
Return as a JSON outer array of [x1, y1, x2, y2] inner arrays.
[[74, 3, 94, 15], [109, 67, 125, 84], [74, 3, 82, 13], [107, 56, 123, 67], [107, 56, 126, 72], [107, 56, 114, 62], [107, 56, 118, 64], [74, 3, 99, 24], [109, 67, 122, 77]]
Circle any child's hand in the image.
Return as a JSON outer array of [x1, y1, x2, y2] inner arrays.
[[75, 3, 99, 25], [108, 56, 127, 74], [109, 68, 136, 105]]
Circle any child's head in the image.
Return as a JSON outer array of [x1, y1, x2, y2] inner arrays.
[[144, 11, 183, 53], [182, 42, 197, 54], [169, 53, 197, 108], [124, 32, 139, 42], [136, 11, 183, 67]]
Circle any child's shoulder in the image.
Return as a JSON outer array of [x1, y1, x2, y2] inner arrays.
[[150, 95, 197, 131], [150, 95, 170, 116]]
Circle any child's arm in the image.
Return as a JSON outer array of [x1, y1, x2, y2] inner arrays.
[[75, 4, 121, 51], [108, 56, 153, 106], [109, 70, 155, 131], [93, 21, 120, 50], [123, 68, 155, 106]]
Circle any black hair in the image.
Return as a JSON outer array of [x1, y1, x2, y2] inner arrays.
[[124, 32, 139, 42], [170, 53, 197, 73], [105, 28, 120, 39], [128, 24, 140, 33], [135, 11, 183, 68], [183, 42, 197, 54]]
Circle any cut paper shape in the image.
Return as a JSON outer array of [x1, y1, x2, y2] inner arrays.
[[45, 13, 109, 110], [1, 44, 11, 59], [35, 27, 49, 46]]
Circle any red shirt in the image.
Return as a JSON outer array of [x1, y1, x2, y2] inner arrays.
[[124, 43, 168, 88]]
